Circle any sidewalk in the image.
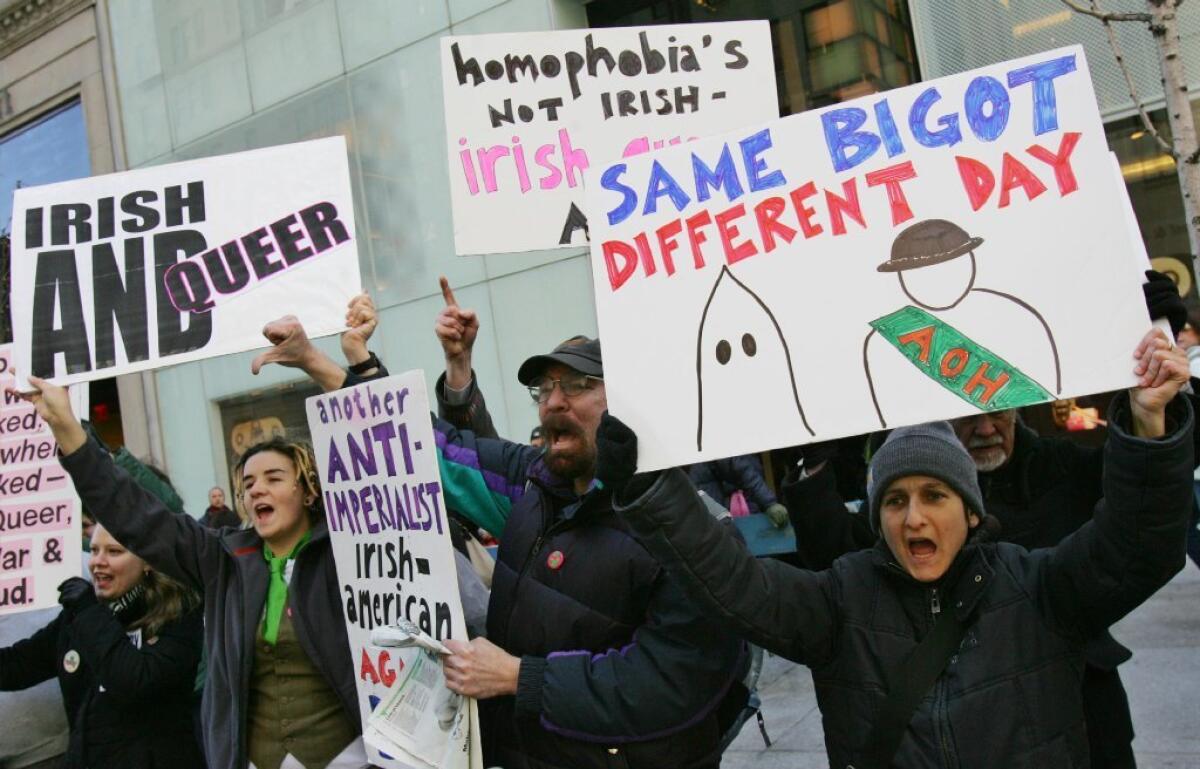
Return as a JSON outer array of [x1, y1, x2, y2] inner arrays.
[[723, 564, 1200, 768]]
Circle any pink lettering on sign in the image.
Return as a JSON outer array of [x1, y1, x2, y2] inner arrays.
[[0, 575, 34, 609], [457, 129, 590, 195], [0, 538, 33, 572], [0, 467, 70, 501], [0, 499, 75, 534]]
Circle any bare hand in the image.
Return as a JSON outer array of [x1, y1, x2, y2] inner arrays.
[[443, 637, 520, 700], [1129, 328, 1190, 437], [341, 292, 377, 365], [435, 277, 479, 389], [250, 315, 317, 375], [7, 375, 87, 454]]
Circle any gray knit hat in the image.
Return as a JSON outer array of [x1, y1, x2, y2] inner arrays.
[[866, 421, 985, 532]]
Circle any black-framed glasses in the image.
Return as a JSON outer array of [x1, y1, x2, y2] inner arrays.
[[527, 374, 603, 404]]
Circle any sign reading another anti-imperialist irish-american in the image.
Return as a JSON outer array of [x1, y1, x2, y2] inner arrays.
[[442, 22, 778, 255], [0, 344, 86, 615], [586, 46, 1152, 472], [307, 371, 481, 769], [9, 136, 361, 389]]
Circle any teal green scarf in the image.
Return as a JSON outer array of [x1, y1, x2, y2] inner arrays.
[[261, 531, 312, 645]]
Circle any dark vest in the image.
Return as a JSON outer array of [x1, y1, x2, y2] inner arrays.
[[248, 605, 357, 769], [486, 482, 726, 769]]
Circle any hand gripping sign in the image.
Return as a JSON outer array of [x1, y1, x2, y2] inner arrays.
[[9, 136, 361, 389]]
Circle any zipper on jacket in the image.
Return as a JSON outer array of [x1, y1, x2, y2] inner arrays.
[[929, 587, 941, 617]]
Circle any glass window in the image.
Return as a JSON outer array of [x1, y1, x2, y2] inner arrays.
[[218, 381, 321, 472], [805, 0, 857, 49]]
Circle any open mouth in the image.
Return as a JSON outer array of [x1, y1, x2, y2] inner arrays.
[[253, 503, 275, 524], [92, 573, 113, 590], [907, 538, 937, 560]]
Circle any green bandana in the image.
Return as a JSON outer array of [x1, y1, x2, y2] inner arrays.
[[262, 531, 312, 645]]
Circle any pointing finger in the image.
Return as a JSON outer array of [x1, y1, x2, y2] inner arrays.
[[440, 276, 458, 308]]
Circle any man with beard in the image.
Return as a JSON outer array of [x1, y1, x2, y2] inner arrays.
[[413, 281, 748, 769]]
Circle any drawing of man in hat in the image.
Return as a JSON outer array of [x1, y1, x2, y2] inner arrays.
[[862, 219, 1061, 428]]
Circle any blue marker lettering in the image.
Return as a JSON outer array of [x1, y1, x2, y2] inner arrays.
[[601, 164, 637, 226], [964, 76, 1011, 141], [692, 145, 744, 203], [909, 87, 962, 148], [1007, 54, 1077, 135], [643, 160, 692, 216], [738, 129, 787, 192]]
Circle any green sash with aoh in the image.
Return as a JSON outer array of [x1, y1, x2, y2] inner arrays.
[[871, 305, 1052, 411]]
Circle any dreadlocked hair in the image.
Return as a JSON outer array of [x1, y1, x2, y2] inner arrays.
[[233, 438, 324, 524], [128, 570, 200, 638]]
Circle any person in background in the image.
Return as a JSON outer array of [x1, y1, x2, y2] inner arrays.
[[529, 426, 544, 449], [199, 486, 241, 529], [0, 607, 68, 769], [79, 511, 96, 552], [688, 455, 790, 527], [0, 525, 204, 769]]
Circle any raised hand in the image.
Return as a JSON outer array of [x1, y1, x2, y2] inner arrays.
[[435, 276, 479, 389], [341, 291, 378, 366], [1130, 327, 1190, 438], [6, 374, 87, 454], [250, 315, 317, 375]]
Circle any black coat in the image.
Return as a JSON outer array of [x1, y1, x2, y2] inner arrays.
[[0, 598, 205, 769], [619, 395, 1193, 768]]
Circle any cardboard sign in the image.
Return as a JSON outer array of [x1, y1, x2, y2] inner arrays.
[[586, 46, 1151, 471], [9, 136, 361, 389], [0, 344, 86, 615], [442, 21, 778, 255], [306, 372, 481, 769]]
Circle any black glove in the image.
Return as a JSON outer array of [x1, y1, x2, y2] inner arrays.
[[1143, 269, 1187, 337], [58, 577, 97, 617], [595, 411, 638, 492], [595, 412, 658, 502]]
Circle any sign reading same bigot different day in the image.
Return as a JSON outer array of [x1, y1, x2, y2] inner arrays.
[[9, 136, 361, 389], [587, 46, 1152, 471], [306, 372, 481, 769], [442, 22, 777, 255], [0, 344, 86, 615]]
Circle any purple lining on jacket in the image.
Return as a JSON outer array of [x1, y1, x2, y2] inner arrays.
[[538, 641, 747, 744], [435, 430, 525, 502]]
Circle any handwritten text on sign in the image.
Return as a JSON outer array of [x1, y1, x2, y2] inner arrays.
[[0, 345, 85, 615], [586, 46, 1150, 472], [10, 136, 361, 389], [307, 372, 469, 769], [442, 22, 778, 255]]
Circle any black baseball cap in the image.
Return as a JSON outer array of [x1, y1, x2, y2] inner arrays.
[[517, 336, 603, 385]]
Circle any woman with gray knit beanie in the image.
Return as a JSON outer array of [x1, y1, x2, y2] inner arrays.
[[602, 328, 1194, 769]]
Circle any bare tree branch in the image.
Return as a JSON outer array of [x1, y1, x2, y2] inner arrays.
[[1060, 0, 1153, 21], [1067, 0, 1175, 153]]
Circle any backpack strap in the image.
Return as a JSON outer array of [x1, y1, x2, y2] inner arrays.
[[867, 609, 967, 768]]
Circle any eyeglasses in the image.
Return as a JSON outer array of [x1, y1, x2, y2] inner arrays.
[[527, 374, 603, 404]]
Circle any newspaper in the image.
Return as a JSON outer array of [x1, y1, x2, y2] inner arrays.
[[367, 649, 474, 769]]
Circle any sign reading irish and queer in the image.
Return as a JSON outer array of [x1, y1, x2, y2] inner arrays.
[[307, 371, 481, 769], [441, 22, 777, 255], [9, 137, 361, 389], [586, 46, 1151, 471], [0, 345, 86, 615]]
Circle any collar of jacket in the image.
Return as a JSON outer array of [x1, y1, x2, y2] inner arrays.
[[977, 421, 1037, 503], [222, 518, 331, 557], [870, 537, 994, 622]]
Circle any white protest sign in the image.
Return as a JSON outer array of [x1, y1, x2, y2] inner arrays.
[[586, 45, 1152, 471], [306, 372, 482, 769], [0, 344, 86, 614], [442, 21, 778, 255], [10, 136, 361, 389]]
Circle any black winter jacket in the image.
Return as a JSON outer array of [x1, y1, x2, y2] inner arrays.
[[434, 410, 746, 769], [0, 598, 204, 769], [620, 395, 1193, 768]]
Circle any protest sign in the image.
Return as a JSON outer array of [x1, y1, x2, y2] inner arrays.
[[442, 21, 778, 255], [0, 344, 86, 614], [586, 45, 1153, 471], [306, 371, 481, 769], [9, 136, 361, 389]]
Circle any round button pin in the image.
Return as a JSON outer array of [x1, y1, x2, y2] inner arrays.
[[546, 550, 565, 570], [63, 650, 80, 673]]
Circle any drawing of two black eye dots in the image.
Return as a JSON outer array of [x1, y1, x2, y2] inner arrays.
[[715, 333, 757, 365]]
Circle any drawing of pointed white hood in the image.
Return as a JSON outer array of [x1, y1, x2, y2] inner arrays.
[[695, 265, 814, 452]]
